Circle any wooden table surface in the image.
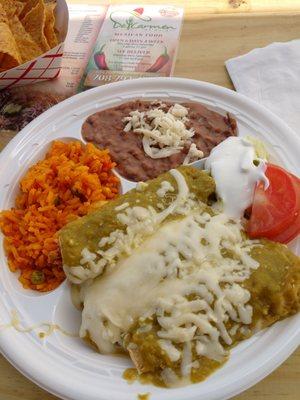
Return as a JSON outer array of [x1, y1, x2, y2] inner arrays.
[[1, 1, 300, 399]]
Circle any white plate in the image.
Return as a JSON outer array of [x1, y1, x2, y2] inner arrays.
[[0, 78, 299, 400]]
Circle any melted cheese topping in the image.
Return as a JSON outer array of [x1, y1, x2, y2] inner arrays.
[[68, 170, 192, 284], [123, 103, 203, 162], [115, 202, 130, 211], [156, 181, 174, 198], [79, 208, 258, 361], [136, 182, 148, 192], [158, 339, 181, 362], [69, 169, 261, 383], [183, 143, 204, 165]]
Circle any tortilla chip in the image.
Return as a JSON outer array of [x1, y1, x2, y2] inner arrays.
[[9, 16, 42, 63], [19, 0, 38, 20], [21, 0, 50, 52], [0, 0, 24, 18], [44, 1, 58, 48], [0, 4, 5, 21], [0, 6, 22, 71], [14, 1, 24, 16]]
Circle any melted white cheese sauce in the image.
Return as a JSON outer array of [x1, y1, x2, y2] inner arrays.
[[70, 168, 262, 382], [156, 181, 174, 198], [79, 208, 258, 361], [67, 169, 192, 284], [205, 136, 269, 219]]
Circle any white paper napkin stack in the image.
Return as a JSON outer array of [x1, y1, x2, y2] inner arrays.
[[225, 39, 300, 135]]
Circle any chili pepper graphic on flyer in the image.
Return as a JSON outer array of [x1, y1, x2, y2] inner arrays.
[[146, 47, 170, 73], [133, 7, 144, 15], [94, 44, 109, 70]]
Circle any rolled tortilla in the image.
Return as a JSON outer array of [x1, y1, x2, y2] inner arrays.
[[59, 166, 215, 284], [60, 165, 300, 388], [123, 240, 300, 386]]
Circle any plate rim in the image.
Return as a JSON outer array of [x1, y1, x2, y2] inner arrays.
[[0, 77, 299, 400]]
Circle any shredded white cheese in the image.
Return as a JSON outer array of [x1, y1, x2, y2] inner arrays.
[[183, 143, 204, 165], [156, 181, 175, 198], [68, 169, 261, 378], [181, 341, 193, 377], [79, 207, 259, 362], [151, 100, 167, 109], [67, 170, 193, 284], [136, 182, 148, 192], [158, 339, 181, 362], [76, 171, 260, 366], [161, 368, 179, 386], [115, 202, 129, 211], [123, 103, 203, 162]]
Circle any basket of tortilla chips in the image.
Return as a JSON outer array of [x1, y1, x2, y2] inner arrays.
[[0, 0, 68, 90]]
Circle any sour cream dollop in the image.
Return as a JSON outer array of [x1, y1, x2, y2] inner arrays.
[[205, 136, 269, 219]]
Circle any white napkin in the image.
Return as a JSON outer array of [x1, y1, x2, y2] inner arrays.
[[225, 39, 300, 135]]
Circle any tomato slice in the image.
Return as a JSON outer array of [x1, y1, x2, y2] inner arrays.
[[270, 210, 300, 244], [267, 173, 300, 243], [247, 164, 300, 243]]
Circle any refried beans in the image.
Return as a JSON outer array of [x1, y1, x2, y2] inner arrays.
[[82, 100, 237, 182]]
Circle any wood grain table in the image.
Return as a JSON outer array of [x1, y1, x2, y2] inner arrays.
[[1, 1, 299, 399]]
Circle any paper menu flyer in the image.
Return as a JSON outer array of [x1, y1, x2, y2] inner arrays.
[[82, 5, 184, 89], [33, 4, 108, 96], [53, 4, 107, 95]]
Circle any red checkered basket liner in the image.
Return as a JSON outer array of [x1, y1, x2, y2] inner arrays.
[[0, 0, 68, 90], [0, 45, 64, 90]]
